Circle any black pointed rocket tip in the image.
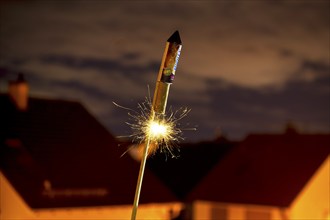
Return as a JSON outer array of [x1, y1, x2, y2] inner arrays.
[[167, 30, 182, 44]]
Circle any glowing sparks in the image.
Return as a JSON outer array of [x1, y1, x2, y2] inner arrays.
[[140, 110, 180, 156], [146, 118, 171, 140], [114, 99, 195, 157], [129, 101, 185, 157]]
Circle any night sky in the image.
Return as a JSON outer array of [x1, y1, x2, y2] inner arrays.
[[0, 1, 329, 142]]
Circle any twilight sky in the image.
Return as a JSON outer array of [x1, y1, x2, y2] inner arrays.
[[0, 0, 329, 142]]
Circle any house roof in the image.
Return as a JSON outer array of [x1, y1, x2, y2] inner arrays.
[[187, 132, 330, 207], [0, 94, 177, 209], [147, 137, 235, 200]]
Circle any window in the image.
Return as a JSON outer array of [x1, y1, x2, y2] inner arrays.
[[211, 206, 227, 220], [246, 209, 271, 220]]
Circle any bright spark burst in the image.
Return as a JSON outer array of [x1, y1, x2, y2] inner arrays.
[[146, 119, 171, 140], [114, 99, 195, 158]]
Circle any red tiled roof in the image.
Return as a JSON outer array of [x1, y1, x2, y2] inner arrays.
[[187, 133, 330, 207]]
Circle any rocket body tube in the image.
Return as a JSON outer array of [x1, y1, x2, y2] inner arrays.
[[152, 31, 182, 115]]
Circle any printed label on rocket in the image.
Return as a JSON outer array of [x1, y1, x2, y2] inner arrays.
[[160, 43, 182, 83], [153, 30, 182, 115]]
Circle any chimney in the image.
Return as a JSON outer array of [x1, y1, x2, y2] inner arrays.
[[284, 121, 298, 135], [8, 73, 29, 111]]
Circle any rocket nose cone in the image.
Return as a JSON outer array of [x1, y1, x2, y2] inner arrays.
[[167, 30, 182, 44]]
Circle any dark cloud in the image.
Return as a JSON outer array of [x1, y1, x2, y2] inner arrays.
[[39, 53, 159, 84], [300, 60, 329, 73], [198, 75, 330, 140], [0, 1, 329, 142]]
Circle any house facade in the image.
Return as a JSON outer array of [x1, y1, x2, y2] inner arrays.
[[187, 133, 330, 220], [191, 157, 329, 220], [0, 76, 179, 219], [1, 172, 183, 220]]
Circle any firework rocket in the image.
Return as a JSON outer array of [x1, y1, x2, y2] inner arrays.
[[152, 30, 182, 115], [131, 31, 182, 220]]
